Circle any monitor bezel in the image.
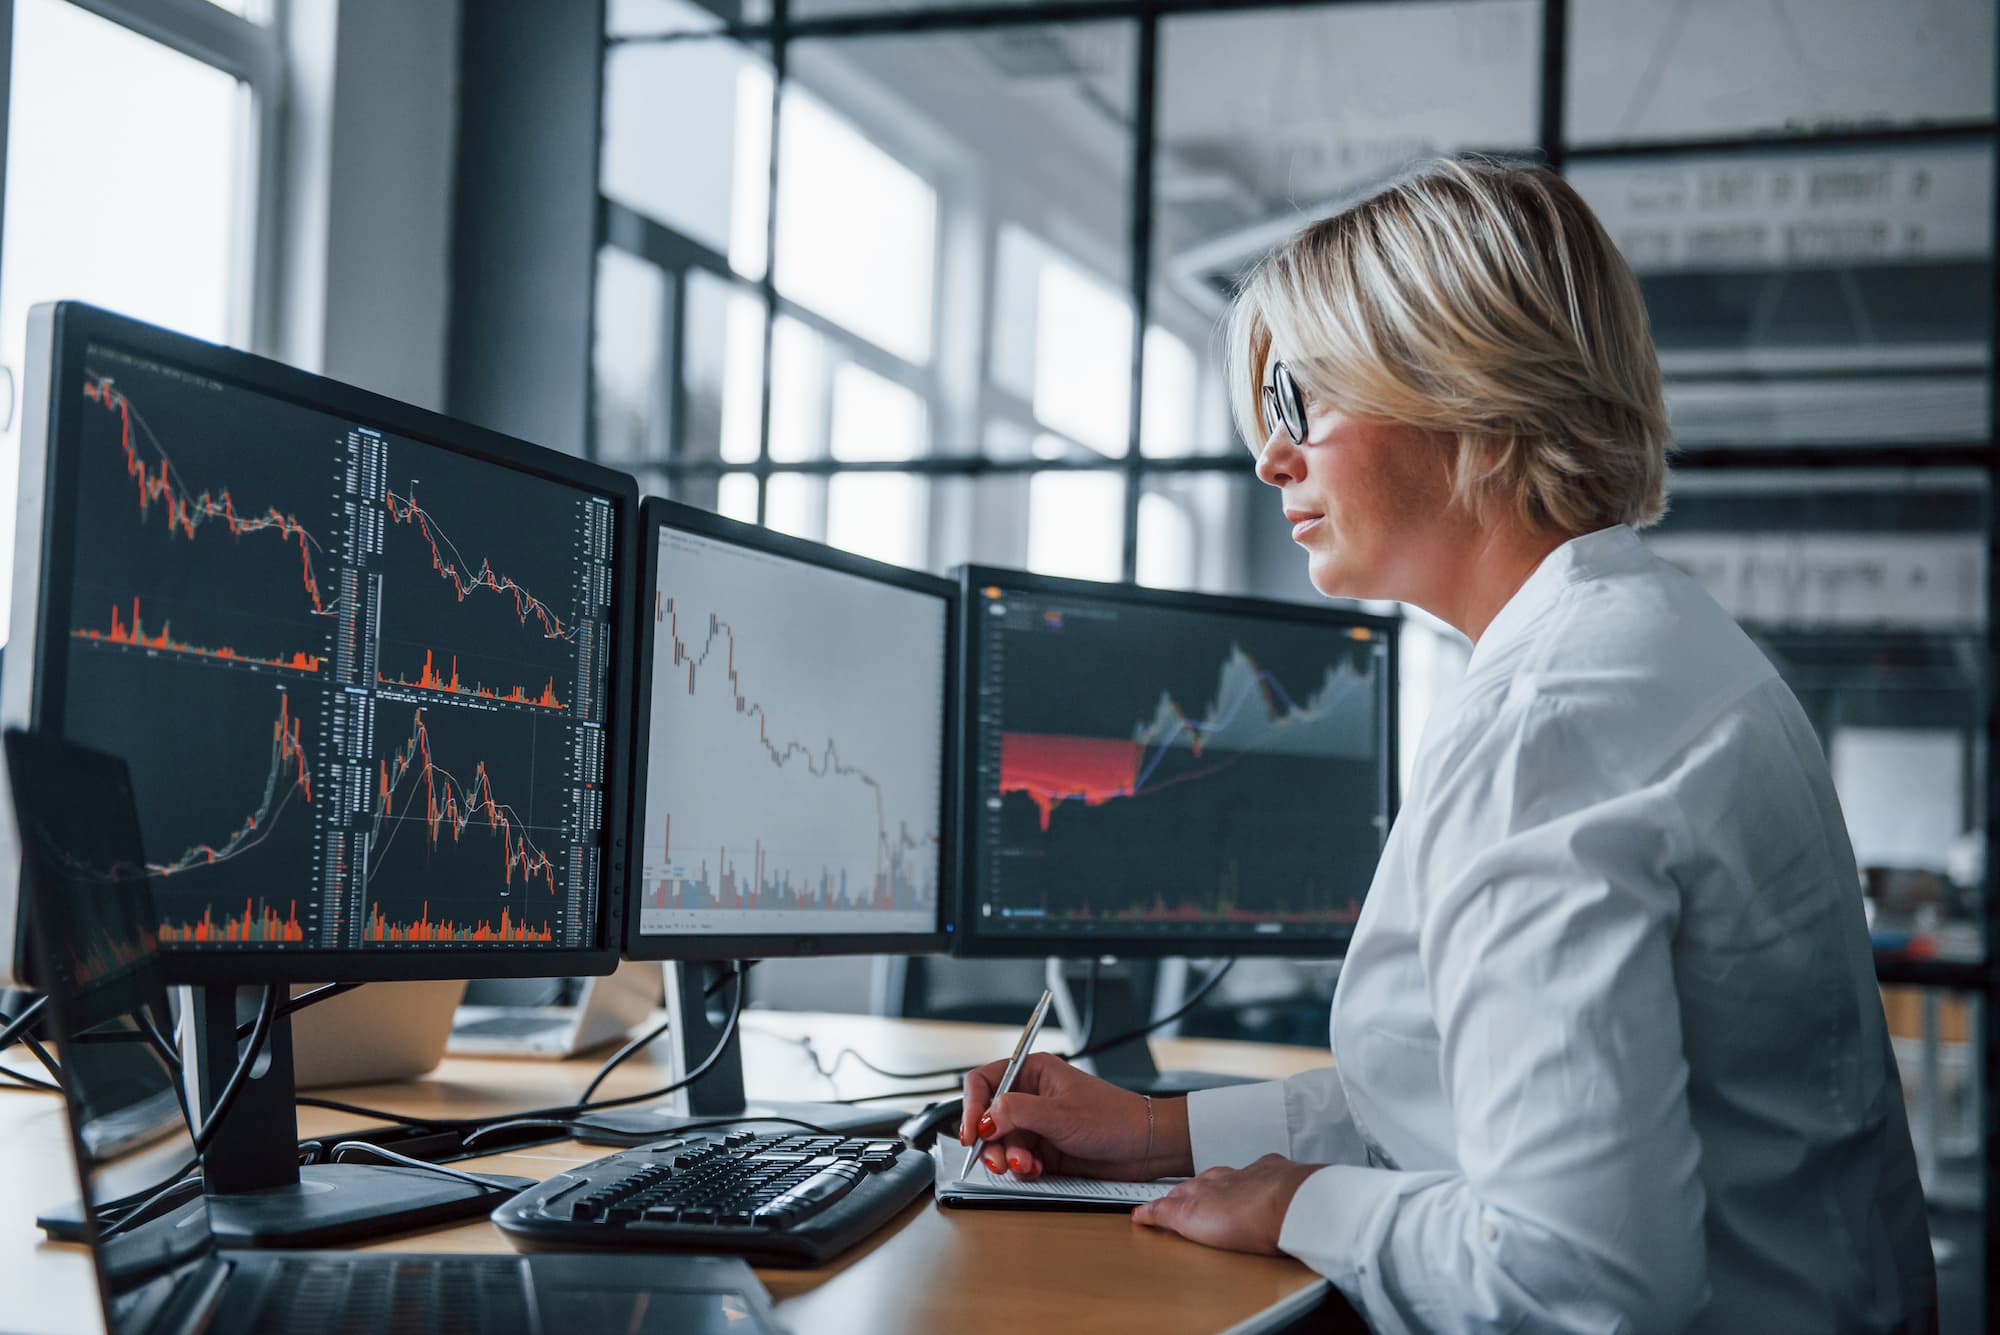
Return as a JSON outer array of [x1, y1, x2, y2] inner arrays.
[[951, 564, 1399, 960], [1, 301, 637, 985], [622, 497, 957, 960]]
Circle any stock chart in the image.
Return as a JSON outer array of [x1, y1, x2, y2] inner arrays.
[[637, 527, 945, 941], [970, 584, 1390, 945], [58, 342, 615, 952]]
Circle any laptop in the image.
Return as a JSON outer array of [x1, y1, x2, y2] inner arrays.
[[6, 729, 783, 1335], [448, 960, 662, 1059]]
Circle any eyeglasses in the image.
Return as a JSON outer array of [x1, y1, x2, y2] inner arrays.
[[1261, 359, 1307, 445]]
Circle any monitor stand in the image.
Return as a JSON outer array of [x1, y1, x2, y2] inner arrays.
[[572, 962, 907, 1146], [183, 984, 531, 1248], [1048, 958, 1259, 1095]]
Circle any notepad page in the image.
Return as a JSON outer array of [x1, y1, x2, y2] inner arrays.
[[934, 1140, 1180, 1202]]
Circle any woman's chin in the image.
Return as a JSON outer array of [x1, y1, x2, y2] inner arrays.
[[1307, 552, 1353, 600]]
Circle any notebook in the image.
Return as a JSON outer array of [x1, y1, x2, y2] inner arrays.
[[931, 1138, 1183, 1211]]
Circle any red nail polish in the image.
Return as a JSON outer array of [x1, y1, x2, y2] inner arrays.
[[977, 1113, 996, 1137]]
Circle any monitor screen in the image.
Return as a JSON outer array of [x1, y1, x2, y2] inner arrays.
[[627, 501, 952, 957], [957, 568, 1396, 957], [1, 304, 634, 982]]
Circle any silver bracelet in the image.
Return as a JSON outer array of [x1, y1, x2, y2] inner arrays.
[[1143, 1094, 1155, 1161]]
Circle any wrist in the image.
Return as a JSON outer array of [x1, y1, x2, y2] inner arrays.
[[1146, 1093, 1194, 1177]]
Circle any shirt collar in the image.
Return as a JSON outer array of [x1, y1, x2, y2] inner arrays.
[[1465, 524, 1642, 674]]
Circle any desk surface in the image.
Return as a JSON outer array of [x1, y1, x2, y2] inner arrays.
[[2, 1010, 1331, 1334]]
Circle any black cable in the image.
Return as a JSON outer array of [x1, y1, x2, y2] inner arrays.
[[0, 1063, 59, 1092], [190, 985, 278, 1158], [0, 996, 48, 1050], [580, 1013, 673, 1105], [100, 987, 279, 1242], [705, 960, 755, 997], [236, 982, 360, 1039], [465, 1112, 836, 1155], [1077, 958, 1099, 1050], [1066, 959, 1234, 1062], [18, 1032, 63, 1083], [300, 965, 751, 1140], [833, 1080, 962, 1105], [579, 961, 745, 1105], [330, 1140, 522, 1193]]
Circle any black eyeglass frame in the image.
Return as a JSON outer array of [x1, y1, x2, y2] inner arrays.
[[1261, 359, 1307, 445]]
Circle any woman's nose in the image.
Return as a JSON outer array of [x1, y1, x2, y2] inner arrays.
[[1254, 428, 1300, 487]]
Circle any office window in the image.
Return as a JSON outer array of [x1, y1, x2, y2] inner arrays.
[[1027, 470, 1124, 582], [1149, 1, 1540, 459], [765, 472, 824, 543], [827, 473, 927, 569], [1568, 144, 1994, 448], [601, 20, 772, 278], [676, 269, 768, 466], [1567, 0, 1995, 148], [716, 473, 760, 524], [0, 0, 275, 643], [592, 246, 670, 465], [774, 84, 937, 364], [830, 362, 926, 463], [768, 314, 830, 464]]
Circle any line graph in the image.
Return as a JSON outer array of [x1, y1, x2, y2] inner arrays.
[[377, 648, 565, 710], [649, 594, 933, 914], [1000, 646, 1373, 831], [148, 689, 315, 879], [84, 373, 334, 616], [368, 706, 557, 895], [384, 483, 572, 640], [74, 598, 323, 674]]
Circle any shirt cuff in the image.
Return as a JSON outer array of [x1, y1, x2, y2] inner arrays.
[[1276, 1163, 1401, 1285], [1186, 1079, 1291, 1173]]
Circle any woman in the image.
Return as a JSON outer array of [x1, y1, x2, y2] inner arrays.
[[959, 158, 1936, 1334]]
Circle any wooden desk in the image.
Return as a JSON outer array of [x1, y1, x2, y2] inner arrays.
[[3, 1011, 1332, 1333]]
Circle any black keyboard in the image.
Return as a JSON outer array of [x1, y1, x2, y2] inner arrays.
[[491, 1125, 932, 1265]]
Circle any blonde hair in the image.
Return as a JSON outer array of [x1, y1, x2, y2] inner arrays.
[[1227, 157, 1670, 534]]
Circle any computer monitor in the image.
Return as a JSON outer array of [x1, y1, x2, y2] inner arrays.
[[953, 566, 1396, 1084], [0, 302, 638, 1240], [587, 498, 954, 1140]]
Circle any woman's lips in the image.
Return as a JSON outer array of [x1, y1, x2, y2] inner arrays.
[[1285, 510, 1324, 542]]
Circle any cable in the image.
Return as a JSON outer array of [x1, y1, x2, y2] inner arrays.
[[1077, 958, 1099, 1050], [832, 1080, 962, 1106], [330, 1140, 522, 1193], [579, 1013, 673, 1105], [299, 965, 751, 1141], [0, 996, 48, 1051], [0, 1063, 58, 1092], [101, 987, 279, 1243], [1066, 959, 1234, 1062], [465, 1112, 836, 1155], [18, 1032, 63, 1083], [190, 985, 278, 1158], [578, 960, 745, 1105], [236, 982, 360, 1039]]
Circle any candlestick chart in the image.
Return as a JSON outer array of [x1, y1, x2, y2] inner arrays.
[[636, 527, 947, 940], [47, 340, 619, 953], [970, 587, 1391, 944]]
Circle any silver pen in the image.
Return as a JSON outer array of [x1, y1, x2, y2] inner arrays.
[[959, 987, 1055, 1181]]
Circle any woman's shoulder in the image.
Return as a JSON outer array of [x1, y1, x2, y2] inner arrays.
[[1416, 551, 1788, 803]]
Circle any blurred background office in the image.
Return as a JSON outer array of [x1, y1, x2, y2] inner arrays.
[[0, 0, 1989, 1330]]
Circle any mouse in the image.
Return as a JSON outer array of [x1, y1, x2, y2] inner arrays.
[[897, 1097, 964, 1150]]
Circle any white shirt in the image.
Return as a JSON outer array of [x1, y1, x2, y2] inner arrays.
[[1187, 526, 1937, 1335]]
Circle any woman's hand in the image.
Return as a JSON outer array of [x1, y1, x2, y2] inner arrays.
[[1131, 1154, 1322, 1255], [960, 1052, 1193, 1181]]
